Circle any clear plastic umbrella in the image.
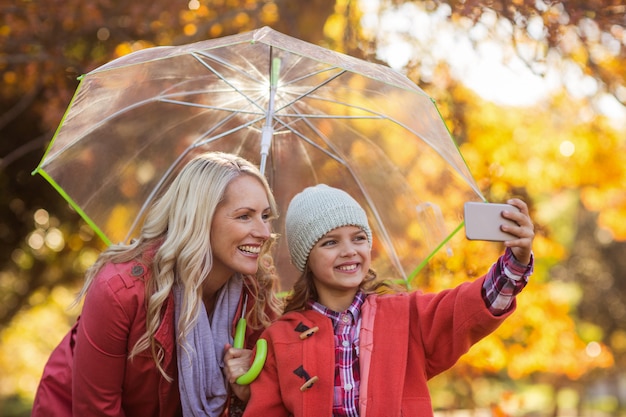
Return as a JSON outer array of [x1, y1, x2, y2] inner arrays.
[[33, 26, 485, 289]]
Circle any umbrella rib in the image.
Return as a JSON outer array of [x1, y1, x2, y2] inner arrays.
[[271, 117, 346, 165], [276, 113, 381, 120], [193, 51, 267, 86], [191, 52, 269, 115], [277, 66, 344, 89], [192, 114, 267, 149], [273, 69, 347, 114], [159, 98, 266, 116], [274, 85, 390, 121]]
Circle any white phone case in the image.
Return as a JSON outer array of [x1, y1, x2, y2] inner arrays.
[[464, 202, 520, 241]]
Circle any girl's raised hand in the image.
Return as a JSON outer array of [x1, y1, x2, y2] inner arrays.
[[500, 198, 535, 265]]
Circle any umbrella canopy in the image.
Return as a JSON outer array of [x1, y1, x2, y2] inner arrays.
[[33, 26, 484, 289]]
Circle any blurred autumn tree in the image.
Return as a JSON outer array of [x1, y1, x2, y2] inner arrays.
[[382, 0, 625, 104], [1, 0, 625, 415]]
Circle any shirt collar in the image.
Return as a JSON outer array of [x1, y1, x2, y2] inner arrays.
[[309, 290, 366, 326]]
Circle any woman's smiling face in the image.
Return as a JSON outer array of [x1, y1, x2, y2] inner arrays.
[[209, 175, 273, 283]]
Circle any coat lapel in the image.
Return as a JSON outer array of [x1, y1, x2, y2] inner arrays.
[[360, 294, 410, 417]]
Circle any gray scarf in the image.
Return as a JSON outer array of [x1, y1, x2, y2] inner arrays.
[[173, 275, 243, 416]]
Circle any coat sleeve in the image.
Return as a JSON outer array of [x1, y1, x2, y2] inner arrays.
[[242, 327, 290, 417], [72, 268, 138, 416], [413, 276, 514, 378]]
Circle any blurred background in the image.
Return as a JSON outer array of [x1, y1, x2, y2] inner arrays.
[[1, 1, 624, 416]]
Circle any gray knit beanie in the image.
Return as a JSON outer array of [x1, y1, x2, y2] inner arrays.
[[285, 184, 372, 272]]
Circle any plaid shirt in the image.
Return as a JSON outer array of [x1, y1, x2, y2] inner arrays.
[[310, 292, 365, 417], [482, 248, 533, 316], [309, 248, 533, 416]]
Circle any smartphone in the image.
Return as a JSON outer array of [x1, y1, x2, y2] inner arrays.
[[464, 202, 520, 241]]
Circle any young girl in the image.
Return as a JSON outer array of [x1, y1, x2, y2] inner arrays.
[[242, 184, 534, 417]]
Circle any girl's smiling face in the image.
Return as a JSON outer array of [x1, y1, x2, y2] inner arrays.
[[308, 225, 371, 309]]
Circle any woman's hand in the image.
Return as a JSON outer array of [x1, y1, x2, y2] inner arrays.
[[501, 198, 535, 265], [223, 344, 252, 402]]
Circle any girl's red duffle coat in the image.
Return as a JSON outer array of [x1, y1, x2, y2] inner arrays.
[[243, 276, 514, 417]]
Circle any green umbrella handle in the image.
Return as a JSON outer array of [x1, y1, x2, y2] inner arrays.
[[233, 316, 247, 349], [233, 316, 267, 385]]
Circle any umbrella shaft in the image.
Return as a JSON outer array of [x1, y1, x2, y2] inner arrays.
[[260, 57, 282, 175]]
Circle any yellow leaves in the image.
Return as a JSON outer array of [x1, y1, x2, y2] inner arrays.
[[180, 8, 197, 22], [106, 205, 134, 245], [3, 70, 17, 85], [0, 23, 10, 37], [183, 24, 198, 37], [324, 14, 347, 51], [0, 286, 79, 399], [464, 336, 509, 372], [260, 2, 280, 25], [233, 12, 251, 27], [456, 277, 615, 380], [581, 186, 626, 240], [547, 281, 582, 311], [113, 41, 155, 59], [533, 233, 567, 265], [210, 24, 224, 38], [598, 208, 626, 240], [609, 330, 626, 355], [455, 85, 626, 243]]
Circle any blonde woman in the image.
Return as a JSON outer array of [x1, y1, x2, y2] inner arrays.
[[33, 152, 283, 417]]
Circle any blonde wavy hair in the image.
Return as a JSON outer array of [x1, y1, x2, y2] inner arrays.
[[76, 152, 283, 380]]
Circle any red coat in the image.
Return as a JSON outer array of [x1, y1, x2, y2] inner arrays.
[[32, 256, 263, 417], [243, 277, 514, 417]]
